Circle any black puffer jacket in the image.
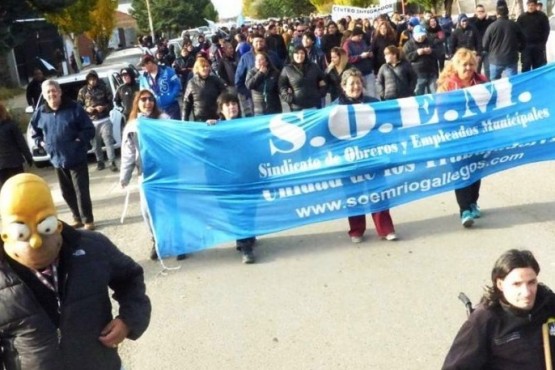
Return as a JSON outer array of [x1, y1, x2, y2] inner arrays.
[[325, 63, 353, 102], [182, 74, 227, 121], [0, 225, 151, 370], [376, 60, 417, 100], [442, 284, 555, 370], [245, 67, 282, 116], [403, 36, 441, 78], [278, 61, 326, 111], [0, 119, 32, 170], [450, 24, 482, 53]]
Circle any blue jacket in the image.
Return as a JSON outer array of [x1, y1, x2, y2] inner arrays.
[[138, 65, 182, 110], [31, 99, 95, 169]]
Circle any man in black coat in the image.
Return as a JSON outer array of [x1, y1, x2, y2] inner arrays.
[[483, 4, 526, 80], [468, 4, 494, 78], [517, 0, 550, 72], [0, 173, 151, 370]]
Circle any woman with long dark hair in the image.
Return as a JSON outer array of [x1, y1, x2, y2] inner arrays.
[[278, 46, 327, 111]]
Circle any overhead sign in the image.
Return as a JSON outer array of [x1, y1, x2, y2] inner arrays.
[[331, 4, 395, 21]]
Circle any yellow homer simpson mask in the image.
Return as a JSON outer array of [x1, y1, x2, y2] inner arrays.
[[1, 174, 63, 269]]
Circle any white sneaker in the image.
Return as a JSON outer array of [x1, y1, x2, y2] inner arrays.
[[384, 233, 398, 241], [351, 236, 363, 243]]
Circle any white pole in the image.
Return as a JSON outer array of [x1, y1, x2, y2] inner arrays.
[[145, 0, 156, 43]]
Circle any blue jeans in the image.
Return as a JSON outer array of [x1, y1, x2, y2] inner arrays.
[[414, 77, 437, 96], [489, 63, 517, 80]]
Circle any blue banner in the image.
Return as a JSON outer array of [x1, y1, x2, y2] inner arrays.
[[139, 64, 555, 257]]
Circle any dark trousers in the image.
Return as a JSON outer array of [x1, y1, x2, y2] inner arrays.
[[0, 166, 24, 191], [162, 101, 181, 120], [455, 180, 481, 215], [521, 44, 547, 73], [477, 54, 490, 80], [55, 162, 94, 223], [348, 210, 395, 238]]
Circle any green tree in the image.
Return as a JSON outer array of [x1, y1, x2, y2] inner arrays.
[[37, 0, 99, 69], [131, 0, 218, 39], [246, 0, 316, 18], [86, 0, 117, 55]]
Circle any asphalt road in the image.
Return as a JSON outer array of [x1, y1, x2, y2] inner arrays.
[[26, 156, 555, 370]]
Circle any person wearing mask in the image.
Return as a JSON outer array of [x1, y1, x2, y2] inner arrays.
[[376, 45, 417, 101], [114, 67, 139, 122], [442, 249, 555, 370], [206, 92, 257, 264], [337, 68, 398, 243], [120, 89, 187, 261], [437, 48, 487, 227], [26, 68, 45, 108], [77, 70, 118, 172], [278, 45, 327, 111], [31, 80, 96, 230], [343, 27, 376, 98], [482, 4, 526, 80], [0, 173, 151, 369], [404, 25, 441, 95], [468, 4, 494, 78], [517, 0, 550, 72], [325, 47, 352, 102], [138, 54, 182, 119], [245, 52, 282, 116], [182, 57, 227, 122], [0, 102, 33, 190]]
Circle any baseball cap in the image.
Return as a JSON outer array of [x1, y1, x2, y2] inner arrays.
[[413, 25, 427, 39]]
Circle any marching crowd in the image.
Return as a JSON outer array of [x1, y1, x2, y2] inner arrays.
[[0, 3, 553, 368]]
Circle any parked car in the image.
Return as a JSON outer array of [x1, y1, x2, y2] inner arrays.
[[547, 15, 555, 63], [26, 63, 129, 167]]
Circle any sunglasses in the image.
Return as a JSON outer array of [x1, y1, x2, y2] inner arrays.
[[139, 96, 155, 102]]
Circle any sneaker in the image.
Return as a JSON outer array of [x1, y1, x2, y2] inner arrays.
[[71, 220, 84, 229], [149, 246, 158, 260], [461, 210, 474, 228], [384, 233, 398, 241], [470, 203, 481, 218], [110, 161, 118, 172], [84, 223, 96, 231], [242, 250, 255, 264], [97, 161, 105, 171], [350, 236, 363, 243]]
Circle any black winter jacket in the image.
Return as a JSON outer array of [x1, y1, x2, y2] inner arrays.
[[482, 17, 526, 65], [183, 74, 227, 121], [403, 37, 441, 78], [245, 67, 282, 116], [442, 284, 555, 370], [516, 11, 550, 45], [376, 60, 417, 100], [451, 24, 482, 53], [0, 224, 151, 370], [0, 119, 32, 170], [278, 61, 326, 111], [325, 63, 353, 102]]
